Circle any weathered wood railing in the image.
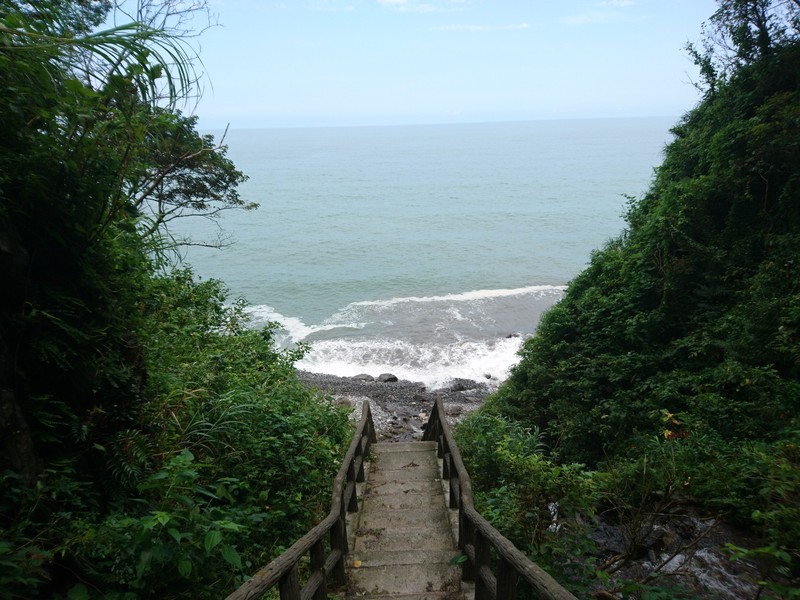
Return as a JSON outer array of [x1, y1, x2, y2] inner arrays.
[[225, 400, 376, 600], [423, 396, 577, 600]]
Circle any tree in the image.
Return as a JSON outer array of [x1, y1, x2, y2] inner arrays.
[[102, 1, 258, 247], [127, 110, 254, 247], [688, 0, 800, 90], [0, 0, 196, 478], [0, 0, 249, 485], [0, 4, 351, 597]]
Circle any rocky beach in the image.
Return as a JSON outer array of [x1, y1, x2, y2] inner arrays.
[[297, 371, 492, 441]]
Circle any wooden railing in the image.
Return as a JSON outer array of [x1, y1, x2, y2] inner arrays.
[[227, 396, 575, 600], [225, 400, 376, 600], [423, 396, 577, 600]]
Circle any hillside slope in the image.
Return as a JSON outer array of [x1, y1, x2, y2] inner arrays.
[[479, 1, 800, 590]]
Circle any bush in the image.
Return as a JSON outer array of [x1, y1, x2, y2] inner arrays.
[[0, 269, 352, 599], [454, 413, 598, 586]]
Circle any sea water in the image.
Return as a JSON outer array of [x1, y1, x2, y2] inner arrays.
[[175, 118, 675, 388]]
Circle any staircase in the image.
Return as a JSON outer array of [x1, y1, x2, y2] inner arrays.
[[346, 441, 465, 600], [224, 398, 575, 600]]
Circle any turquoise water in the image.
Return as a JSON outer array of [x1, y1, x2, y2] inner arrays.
[[176, 117, 675, 387]]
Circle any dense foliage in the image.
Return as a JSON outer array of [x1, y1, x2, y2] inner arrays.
[[461, 0, 800, 596], [0, 2, 349, 598]]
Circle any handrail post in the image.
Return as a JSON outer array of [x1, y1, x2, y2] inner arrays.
[[448, 454, 459, 510], [279, 564, 301, 600], [346, 461, 359, 513], [330, 511, 347, 584], [474, 529, 491, 600], [356, 441, 367, 483], [497, 557, 519, 600], [340, 495, 350, 551], [460, 513, 475, 583], [367, 405, 377, 444], [310, 538, 327, 600]]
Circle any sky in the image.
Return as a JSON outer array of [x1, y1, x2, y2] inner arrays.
[[189, 0, 720, 129]]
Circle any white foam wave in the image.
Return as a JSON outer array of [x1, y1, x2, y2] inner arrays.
[[245, 285, 562, 389], [296, 335, 525, 390], [245, 305, 365, 341], [342, 284, 565, 310]]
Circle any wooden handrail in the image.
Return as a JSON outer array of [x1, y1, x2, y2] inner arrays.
[[227, 395, 574, 600], [422, 396, 577, 600], [225, 400, 376, 600]]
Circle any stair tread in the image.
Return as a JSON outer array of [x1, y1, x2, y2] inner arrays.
[[345, 593, 464, 600], [348, 441, 461, 597], [349, 549, 460, 567], [348, 561, 461, 596]]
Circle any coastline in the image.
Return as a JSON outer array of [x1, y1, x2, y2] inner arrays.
[[296, 370, 492, 441]]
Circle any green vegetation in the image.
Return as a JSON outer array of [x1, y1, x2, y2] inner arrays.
[[5, 0, 800, 597], [0, 2, 349, 597], [459, 0, 800, 596]]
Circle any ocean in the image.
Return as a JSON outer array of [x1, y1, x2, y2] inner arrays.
[[175, 117, 675, 389]]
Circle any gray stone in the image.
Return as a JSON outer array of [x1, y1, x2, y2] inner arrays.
[[448, 378, 475, 392]]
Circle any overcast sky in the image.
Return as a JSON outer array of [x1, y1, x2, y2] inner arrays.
[[192, 0, 720, 129]]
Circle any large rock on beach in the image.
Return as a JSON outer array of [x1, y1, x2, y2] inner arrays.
[[351, 373, 374, 382]]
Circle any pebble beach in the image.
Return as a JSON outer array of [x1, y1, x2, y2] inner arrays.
[[296, 371, 492, 441]]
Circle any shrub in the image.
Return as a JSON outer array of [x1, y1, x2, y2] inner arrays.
[[0, 269, 351, 599], [455, 413, 598, 586]]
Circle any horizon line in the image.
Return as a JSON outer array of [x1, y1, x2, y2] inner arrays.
[[198, 114, 681, 132]]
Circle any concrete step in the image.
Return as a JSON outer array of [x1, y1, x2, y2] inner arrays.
[[356, 507, 451, 531], [346, 593, 464, 600], [369, 465, 441, 482], [363, 478, 444, 498], [354, 518, 454, 552], [348, 561, 462, 596], [353, 508, 456, 552], [370, 449, 439, 472], [372, 441, 437, 454], [348, 441, 462, 598], [350, 550, 460, 568], [362, 488, 446, 511]]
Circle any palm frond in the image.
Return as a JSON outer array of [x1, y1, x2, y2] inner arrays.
[[1, 8, 197, 107]]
